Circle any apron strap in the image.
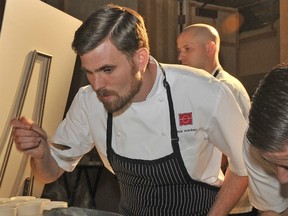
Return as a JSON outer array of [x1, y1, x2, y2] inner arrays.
[[158, 63, 180, 153], [213, 69, 219, 78], [106, 112, 113, 156]]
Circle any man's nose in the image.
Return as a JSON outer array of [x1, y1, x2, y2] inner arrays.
[[178, 52, 183, 62], [90, 74, 105, 91], [276, 166, 288, 184]]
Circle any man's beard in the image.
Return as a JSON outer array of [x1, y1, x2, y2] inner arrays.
[[96, 67, 142, 113]]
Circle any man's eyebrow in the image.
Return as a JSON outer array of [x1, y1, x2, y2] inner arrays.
[[183, 44, 193, 48], [81, 64, 116, 73]]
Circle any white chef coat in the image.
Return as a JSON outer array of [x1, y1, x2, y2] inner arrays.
[[50, 60, 248, 187], [243, 136, 288, 213], [212, 68, 251, 121], [212, 67, 252, 214]]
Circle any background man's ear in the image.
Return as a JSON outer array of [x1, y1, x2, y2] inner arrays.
[[207, 41, 216, 55]]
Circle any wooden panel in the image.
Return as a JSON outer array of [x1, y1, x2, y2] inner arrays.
[[238, 73, 267, 98], [184, 0, 280, 77], [138, 0, 179, 63], [280, 0, 288, 63]]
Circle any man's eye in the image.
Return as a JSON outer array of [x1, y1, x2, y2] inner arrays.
[[279, 165, 288, 170], [103, 68, 113, 73]]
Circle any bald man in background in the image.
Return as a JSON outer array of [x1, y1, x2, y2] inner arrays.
[[177, 24, 255, 216]]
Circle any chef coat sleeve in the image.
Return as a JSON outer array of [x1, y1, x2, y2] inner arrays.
[[207, 83, 248, 176], [50, 88, 94, 172]]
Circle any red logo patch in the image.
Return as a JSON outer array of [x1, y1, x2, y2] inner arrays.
[[179, 112, 193, 126]]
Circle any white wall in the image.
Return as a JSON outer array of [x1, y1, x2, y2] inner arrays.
[[0, 0, 81, 197]]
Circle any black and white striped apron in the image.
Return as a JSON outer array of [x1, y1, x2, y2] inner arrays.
[[106, 64, 219, 216]]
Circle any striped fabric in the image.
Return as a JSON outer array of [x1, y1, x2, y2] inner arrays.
[[108, 148, 219, 216]]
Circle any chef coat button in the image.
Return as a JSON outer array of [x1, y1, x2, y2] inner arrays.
[[116, 132, 121, 137], [161, 132, 166, 136], [159, 97, 164, 102]]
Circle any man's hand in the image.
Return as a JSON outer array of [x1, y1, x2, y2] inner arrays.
[[11, 116, 48, 159], [11, 116, 64, 183]]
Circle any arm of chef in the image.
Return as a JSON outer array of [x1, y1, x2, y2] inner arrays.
[[206, 84, 248, 216]]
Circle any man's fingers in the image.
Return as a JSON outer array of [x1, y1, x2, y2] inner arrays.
[[10, 117, 31, 129], [23, 139, 42, 151], [19, 116, 34, 126]]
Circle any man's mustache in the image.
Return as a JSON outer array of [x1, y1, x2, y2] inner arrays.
[[96, 89, 117, 97]]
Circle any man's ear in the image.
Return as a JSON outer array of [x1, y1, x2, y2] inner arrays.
[[206, 41, 216, 55], [134, 48, 149, 72]]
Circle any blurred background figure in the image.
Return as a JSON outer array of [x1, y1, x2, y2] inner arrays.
[[177, 23, 250, 120], [177, 23, 255, 216]]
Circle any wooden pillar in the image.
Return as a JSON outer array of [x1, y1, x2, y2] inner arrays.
[[280, 0, 288, 63], [138, 0, 179, 64]]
